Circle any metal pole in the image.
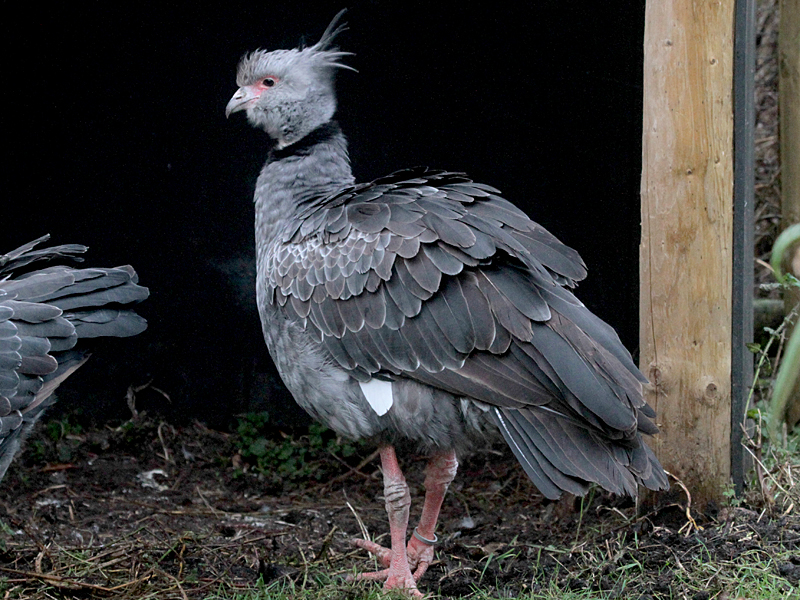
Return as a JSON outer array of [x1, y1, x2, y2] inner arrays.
[[731, 0, 756, 495]]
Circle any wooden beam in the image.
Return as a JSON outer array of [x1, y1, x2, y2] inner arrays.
[[640, 0, 735, 506], [781, 0, 800, 231], [779, 0, 800, 428]]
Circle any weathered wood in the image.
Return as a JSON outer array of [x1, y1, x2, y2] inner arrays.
[[640, 0, 735, 506], [779, 0, 800, 428], [781, 0, 800, 230]]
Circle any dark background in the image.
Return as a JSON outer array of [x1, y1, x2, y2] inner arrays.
[[5, 1, 646, 428]]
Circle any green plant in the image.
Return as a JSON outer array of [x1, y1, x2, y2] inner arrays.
[[233, 412, 370, 485], [746, 225, 799, 462], [737, 227, 800, 511], [44, 416, 83, 443], [767, 223, 800, 443], [722, 482, 742, 507], [16, 414, 87, 465]]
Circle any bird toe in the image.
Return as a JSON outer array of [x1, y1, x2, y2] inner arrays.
[[352, 538, 393, 567]]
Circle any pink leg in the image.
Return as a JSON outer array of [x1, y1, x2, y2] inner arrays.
[[352, 448, 458, 594], [352, 445, 421, 595], [406, 449, 458, 580]]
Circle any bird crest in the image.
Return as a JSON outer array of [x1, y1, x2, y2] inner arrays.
[[235, 10, 355, 87]]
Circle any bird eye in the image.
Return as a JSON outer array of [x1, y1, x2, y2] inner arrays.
[[262, 78, 276, 87]]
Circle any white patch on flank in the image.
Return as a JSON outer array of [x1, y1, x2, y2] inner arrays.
[[359, 379, 394, 416]]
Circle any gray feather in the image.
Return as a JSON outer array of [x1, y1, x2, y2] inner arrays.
[[0, 237, 148, 482]]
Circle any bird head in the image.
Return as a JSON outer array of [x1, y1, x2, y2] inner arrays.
[[225, 10, 354, 148]]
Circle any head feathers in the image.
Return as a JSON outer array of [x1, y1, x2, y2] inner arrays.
[[235, 10, 355, 87], [228, 10, 355, 147]]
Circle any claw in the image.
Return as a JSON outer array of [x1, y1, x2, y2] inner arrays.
[[406, 535, 435, 576], [345, 567, 390, 582], [351, 536, 433, 583], [352, 538, 392, 567], [348, 539, 424, 595], [412, 559, 430, 582], [346, 568, 423, 597]]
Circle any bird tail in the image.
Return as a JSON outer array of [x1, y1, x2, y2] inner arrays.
[[490, 406, 668, 500]]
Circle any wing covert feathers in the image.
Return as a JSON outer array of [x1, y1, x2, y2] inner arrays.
[[266, 168, 665, 497]]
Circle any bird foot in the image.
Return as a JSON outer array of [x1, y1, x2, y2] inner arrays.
[[348, 568, 423, 597], [348, 538, 433, 597], [352, 537, 434, 579]]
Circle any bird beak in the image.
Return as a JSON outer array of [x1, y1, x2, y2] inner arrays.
[[225, 86, 260, 118]]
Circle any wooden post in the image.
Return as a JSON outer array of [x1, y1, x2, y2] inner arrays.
[[782, 0, 800, 230], [640, 0, 735, 506], [780, 0, 800, 427]]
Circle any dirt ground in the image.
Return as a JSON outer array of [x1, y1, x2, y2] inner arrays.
[[0, 417, 797, 600]]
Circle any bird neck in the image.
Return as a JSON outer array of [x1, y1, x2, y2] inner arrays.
[[254, 122, 354, 246]]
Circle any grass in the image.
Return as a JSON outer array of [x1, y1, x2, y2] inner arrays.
[[211, 542, 798, 600], [668, 551, 797, 600], [2, 492, 796, 600], [1, 412, 797, 600]]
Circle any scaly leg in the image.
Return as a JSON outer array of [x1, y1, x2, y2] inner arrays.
[[352, 448, 458, 593], [406, 449, 458, 580], [352, 445, 420, 595]]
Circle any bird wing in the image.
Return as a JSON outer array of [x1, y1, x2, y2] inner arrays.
[[267, 168, 667, 497], [267, 167, 652, 431], [0, 236, 149, 479]]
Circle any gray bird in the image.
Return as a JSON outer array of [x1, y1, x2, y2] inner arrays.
[[0, 235, 149, 482], [227, 12, 667, 596]]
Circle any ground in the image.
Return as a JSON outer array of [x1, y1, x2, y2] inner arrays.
[[0, 416, 797, 600]]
